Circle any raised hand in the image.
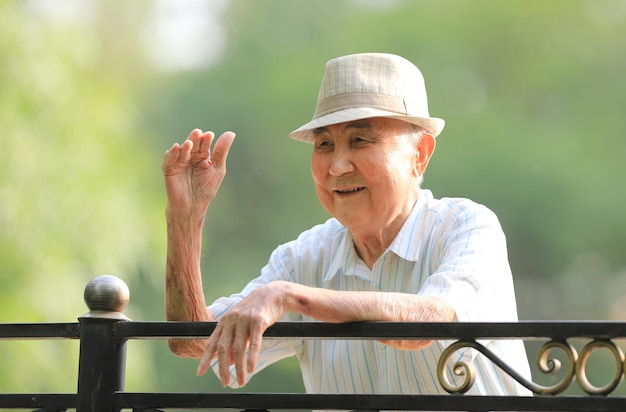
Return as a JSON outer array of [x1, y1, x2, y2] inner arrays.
[[162, 129, 236, 215]]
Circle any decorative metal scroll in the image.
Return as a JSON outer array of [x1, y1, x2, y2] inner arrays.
[[437, 338, 626, 396]]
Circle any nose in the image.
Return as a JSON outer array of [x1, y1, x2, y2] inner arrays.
[[328, 146, 353, 176]]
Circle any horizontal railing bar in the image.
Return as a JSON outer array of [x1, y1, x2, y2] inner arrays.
[[116, 392, 626, 411], [115, 321, 626, 340], [0, 394, 76, 408], [0, 323, 80, 340]]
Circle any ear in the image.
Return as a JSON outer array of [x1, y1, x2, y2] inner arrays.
[[414, 133, 436, 176]]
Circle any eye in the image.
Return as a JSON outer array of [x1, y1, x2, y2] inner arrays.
[[314, 139, 333, 149], [352, 136, 371, 145]]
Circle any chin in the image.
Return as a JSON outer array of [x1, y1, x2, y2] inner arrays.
[[335, 214, 371, 230]]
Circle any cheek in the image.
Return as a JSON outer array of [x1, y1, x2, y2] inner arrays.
[[310, 157, 325, 186], [312, 178, 334, 215], [311, 156, 331, 201], [311, 151, 324, 172], [386, 150, 417, 179], [370, 158, 415, 197]]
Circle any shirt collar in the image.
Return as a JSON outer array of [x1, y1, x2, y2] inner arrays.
[[322, 228, 371, 285], [387, 188, 432, 262]]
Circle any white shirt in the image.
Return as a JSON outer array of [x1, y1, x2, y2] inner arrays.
[[209, 189, 532, 399]]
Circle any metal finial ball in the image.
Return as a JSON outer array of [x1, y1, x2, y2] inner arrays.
[[84, 275, 130, 313]]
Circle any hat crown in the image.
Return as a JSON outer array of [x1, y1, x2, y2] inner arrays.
[[289, 53, 444, 143], [314, 53, 430, 118]]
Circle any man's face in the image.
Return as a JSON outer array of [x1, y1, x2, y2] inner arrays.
[[311, 117, 422, 235]]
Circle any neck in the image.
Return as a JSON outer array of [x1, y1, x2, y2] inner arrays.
[[352, 234, 391, 269], [350, 206, 414, 268]]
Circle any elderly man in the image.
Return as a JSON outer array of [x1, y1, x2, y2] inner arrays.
[[162, 53, 532, 397]]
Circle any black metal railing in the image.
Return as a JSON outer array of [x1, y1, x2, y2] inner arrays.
[[1, 275, 626, 412]]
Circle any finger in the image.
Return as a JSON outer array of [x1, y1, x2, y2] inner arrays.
[[196, 346, 216, 376], [197, 131, 216, 156], [246, 327, 264, 375], [180, 138, 194, 155], [187, 128, 210, 154], [216, 331, 234, 387], [186, 128, 203, 146], [210, 131, 236, 168], [173, 139, 195, 168], [197, 331, 219, 376], [232, 326, 250, 386], [161, 143, 181, 175]]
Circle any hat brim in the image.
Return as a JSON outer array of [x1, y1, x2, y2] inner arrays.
[[289, 107, 445, 143]]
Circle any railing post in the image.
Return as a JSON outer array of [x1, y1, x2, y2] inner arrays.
[[76, 275, 130, 412]]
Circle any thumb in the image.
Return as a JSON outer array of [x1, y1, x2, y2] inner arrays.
[[211, 131, 236, 168]]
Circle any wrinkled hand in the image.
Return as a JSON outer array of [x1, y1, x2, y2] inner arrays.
[[196, 282, 289, 387], [162, 129, 236, 214]]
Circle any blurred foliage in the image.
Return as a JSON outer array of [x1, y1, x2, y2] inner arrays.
[[0, 0, 163, 394], [1, 0, 626, 402]]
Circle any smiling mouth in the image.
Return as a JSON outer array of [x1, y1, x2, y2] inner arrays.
[[334, 187, 365, 194]]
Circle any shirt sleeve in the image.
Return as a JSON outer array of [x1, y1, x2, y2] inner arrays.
[[206, 246, 305, 388], [418, 200, 520, 323]]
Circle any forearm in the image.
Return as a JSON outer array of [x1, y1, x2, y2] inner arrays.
[[284, 283, 452, 322], [165, 207, 216, 358], [282, 282, 455, 350], [161, 129, 236, 359]]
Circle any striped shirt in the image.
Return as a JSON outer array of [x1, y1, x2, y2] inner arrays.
[[209, 189, 532, 402]]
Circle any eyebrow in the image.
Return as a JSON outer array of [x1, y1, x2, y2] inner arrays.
[[313, 120, 374, 136], [345, 121, 374, 131]]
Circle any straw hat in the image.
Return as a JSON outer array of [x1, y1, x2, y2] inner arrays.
[[289, 53, 445, 143]]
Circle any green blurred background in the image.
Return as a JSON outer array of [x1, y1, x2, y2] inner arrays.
[[1, 0, 626, 402]]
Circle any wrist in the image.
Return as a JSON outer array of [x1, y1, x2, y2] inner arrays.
[[166, 204, 207, 228], [272, 281, 301, 314]]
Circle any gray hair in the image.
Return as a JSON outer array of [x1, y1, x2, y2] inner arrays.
[[403, 123, 426, 187]]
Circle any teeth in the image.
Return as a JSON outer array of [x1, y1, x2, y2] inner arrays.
[[337, 187, 362, 193]]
